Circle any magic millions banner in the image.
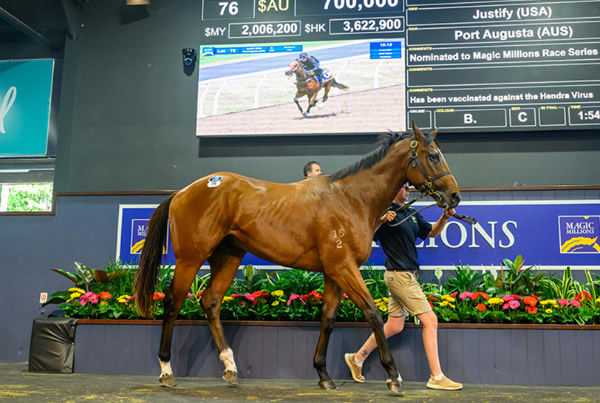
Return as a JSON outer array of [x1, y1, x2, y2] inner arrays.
[[117, 201, 600, 270]]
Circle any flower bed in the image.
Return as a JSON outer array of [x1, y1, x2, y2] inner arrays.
[[45, 256, 600, 325]]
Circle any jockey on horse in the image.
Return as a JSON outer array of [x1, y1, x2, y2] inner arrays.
[[297, 52, 326, 85]]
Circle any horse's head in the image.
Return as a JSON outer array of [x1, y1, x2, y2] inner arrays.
[[405, 122, 461, 209], [285, 60, 304, 77]]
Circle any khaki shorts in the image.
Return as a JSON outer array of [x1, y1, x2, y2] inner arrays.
[[384, 270, 432, 317]]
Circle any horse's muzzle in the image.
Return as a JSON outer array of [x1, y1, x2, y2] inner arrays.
[[449, 192, 461, 208]]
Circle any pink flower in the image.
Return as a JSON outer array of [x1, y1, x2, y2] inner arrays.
[[569, 300, 581, 307], [502, 300, 520, 310], [557, 299, 569, 306], [186, 293, 194, 298], [286, 294, 306, 306], [459, 291, 473, 300], [450, 291, 458, 297], [510, 294, 522, 301], [502, 295, 514, 302], [80, 292, 99, 305], [230, 294, 242, 298], [244, 293, 256, 303]]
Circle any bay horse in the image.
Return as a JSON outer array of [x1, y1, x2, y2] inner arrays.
[[134, 122, 461, 394], [285, 60, 348, 117]]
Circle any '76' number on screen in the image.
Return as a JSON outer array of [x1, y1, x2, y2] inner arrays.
[[218, 1, 239, 16]]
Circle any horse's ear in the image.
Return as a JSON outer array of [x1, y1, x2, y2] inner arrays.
[[411, 121, 424, 138], [411, 120, 425, 140], [430, 128, 438, 137]]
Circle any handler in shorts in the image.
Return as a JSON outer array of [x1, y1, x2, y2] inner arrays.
[[344, 182, 463, 391]]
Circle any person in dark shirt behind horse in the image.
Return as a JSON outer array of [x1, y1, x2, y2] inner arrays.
[[303, 161, 322, 179], [297, 52, 325, 84]]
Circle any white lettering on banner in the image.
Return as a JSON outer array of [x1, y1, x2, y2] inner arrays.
[[417, 220, 517, 249], [441, 221, 468, 248], [499, 221, 517, 248], [0, 86, 17, 134], [470, 222, 497, 248]]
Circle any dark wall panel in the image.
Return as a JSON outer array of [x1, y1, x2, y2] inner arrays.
[[51, 0, 599, 193]]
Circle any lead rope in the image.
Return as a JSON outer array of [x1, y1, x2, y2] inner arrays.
[[387, 197, 478, 228]]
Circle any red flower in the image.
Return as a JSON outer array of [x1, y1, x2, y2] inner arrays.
[[153, 292, 165, 300], [526, 305, 538, 314], [476, 303, 487, 312], [450, 291, 458, 297], [472, 292, 489, 301], [98, 291, 112, 300], [308, 290, 323, 299], [523, 296, 538, 307], [427, 295, 438, 301], [575, 291, 592, 302], [196, 289, 206, 298], [428, 301, 434, 308]]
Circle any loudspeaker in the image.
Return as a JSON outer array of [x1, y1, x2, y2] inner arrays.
[[182, 48, 197, 76]]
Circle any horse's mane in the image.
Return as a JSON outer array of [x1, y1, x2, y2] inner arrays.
[[329, 131, 412, 181]]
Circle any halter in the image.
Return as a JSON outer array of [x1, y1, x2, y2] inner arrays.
[[388, 135, 477, 227], [405, 135, 452, 200]]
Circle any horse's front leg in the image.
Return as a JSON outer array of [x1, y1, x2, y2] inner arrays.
[[329, 266, 404, 395], [294, 90, 305, 115], [314, 275, 343, 390]]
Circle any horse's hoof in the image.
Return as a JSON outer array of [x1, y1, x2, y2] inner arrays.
[[223, 370, 238, 385], [159, 374, 177, 388], [318, 379, 337, 390], [386, 378, 405, 395]]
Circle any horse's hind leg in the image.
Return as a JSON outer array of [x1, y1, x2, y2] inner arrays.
[[322, 83, 332, 103], [314, 275, 343, 390], [158, 258, 203, 387], [202, 242, 246, 385]]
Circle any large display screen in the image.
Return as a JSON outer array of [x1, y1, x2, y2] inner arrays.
[[196, 0, 600, 136]]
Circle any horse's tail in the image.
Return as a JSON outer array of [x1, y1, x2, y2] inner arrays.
[[332, 79, 349, 90], [134, 193, 175, 318]]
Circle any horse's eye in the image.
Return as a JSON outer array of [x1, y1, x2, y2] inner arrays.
[[428, 153, 440, 163]]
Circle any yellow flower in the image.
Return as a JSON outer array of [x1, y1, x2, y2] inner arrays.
[[222, 296, 234, 303], [545, 309, 553, 313], [378, 304, 388, 312], [271, 290, 284, 297], [67, 291, 83, 302], [271, 300, 280, 306], [117, 295, 131, 303], [440, 300, 455, 308], [488, 297, 504, 305], [441, 295, 456, 303], [68, 287, 85, 294]]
